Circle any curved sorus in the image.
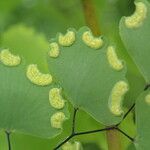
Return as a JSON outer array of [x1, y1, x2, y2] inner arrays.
[[62, 141, 82, 150], [61, 142, 73, 150], [49, 88, 65, 109], [48, 42, 60, 58], [145, 94, 150, 104], [50, 112, 66, 129], [0, 49, 21, 66], [125, 2, 147, 28], [26, 64, 52, 86], [82, 31, 103, 49], [108, 81, 129, 116], [58, 30, 76, 46], [73, 141, 82, 150], [107, 46, 123, 71]]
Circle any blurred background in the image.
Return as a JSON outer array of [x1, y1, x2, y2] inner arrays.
[[0, 0, 135, 38], [0, 0, 137, 149]]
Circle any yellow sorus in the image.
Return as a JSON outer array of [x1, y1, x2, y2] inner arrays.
[[0, 49, 21, 66], [145, 94, 150, 104], [50, 112, 66, 129], [62, 142, 73, 150], [62, 141, 82, 150], [49, 88, 65, 109], [107, 46, 123, 71], [125, 2, 147, 28], [48, 42, 60, 58], [26, 64, 52, 86], [58, 31, 76, 46], [108, 81, 129, 116], [73, 141, 82, 150], [82, 31, 103, 49]]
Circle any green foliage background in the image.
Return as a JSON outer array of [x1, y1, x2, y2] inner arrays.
[[0, 0, 148, 149]]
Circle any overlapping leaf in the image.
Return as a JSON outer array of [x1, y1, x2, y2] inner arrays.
[[120, 0, 150, 149], [135, 90, 150, 150], [120, 0, 150, 82], [0, 24, 69, 138], [48, 27, 128, 126], [95, 0, 145, 107]]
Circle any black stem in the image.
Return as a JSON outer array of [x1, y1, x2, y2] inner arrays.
[[54, 126, 116, 150], [54, 108, 78, 150], [54, 125, 134, 149], [123, 103, 135, 121], [116, 103, 135, 126], [53, 134, 74, 150], [74, 126, 115, 136], [5, 131, 11, 150], [116, 128, 134, 142], [144, 84, 150, 91], [54, 95, 138, 149], [72, 108, 78, 134]]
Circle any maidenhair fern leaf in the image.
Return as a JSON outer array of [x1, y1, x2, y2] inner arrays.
[[135, 90, 150, 150], [48, 27, 128, 126], [119, 0, 150, 83], [0, 24, 69, 138], [2, 24, 49, 72]]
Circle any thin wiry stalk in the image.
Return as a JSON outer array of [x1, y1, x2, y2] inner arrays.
[[5, 131, 11, 150]]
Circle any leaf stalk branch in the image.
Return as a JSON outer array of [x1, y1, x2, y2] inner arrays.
[[5, 131, 11, 150], [54, 104, 135, 150]]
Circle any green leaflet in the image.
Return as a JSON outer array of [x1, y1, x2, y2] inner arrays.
[[48, 27, 128, 126], [1, 24, 49, 72], [94, 0, 145, 107], [119, 0, 150, 83], [120, 0, 150, 149], [0, 24, 69, 138], [0, 108, 107, 150], [135, 90, 150, 150], [127, 144, 136, 150]]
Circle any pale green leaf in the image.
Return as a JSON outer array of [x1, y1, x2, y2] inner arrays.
[[119, 0, 150, 83], [135, 90, 150, 150], [0, 24, 69, 138], [48, 27, 128, 126]]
